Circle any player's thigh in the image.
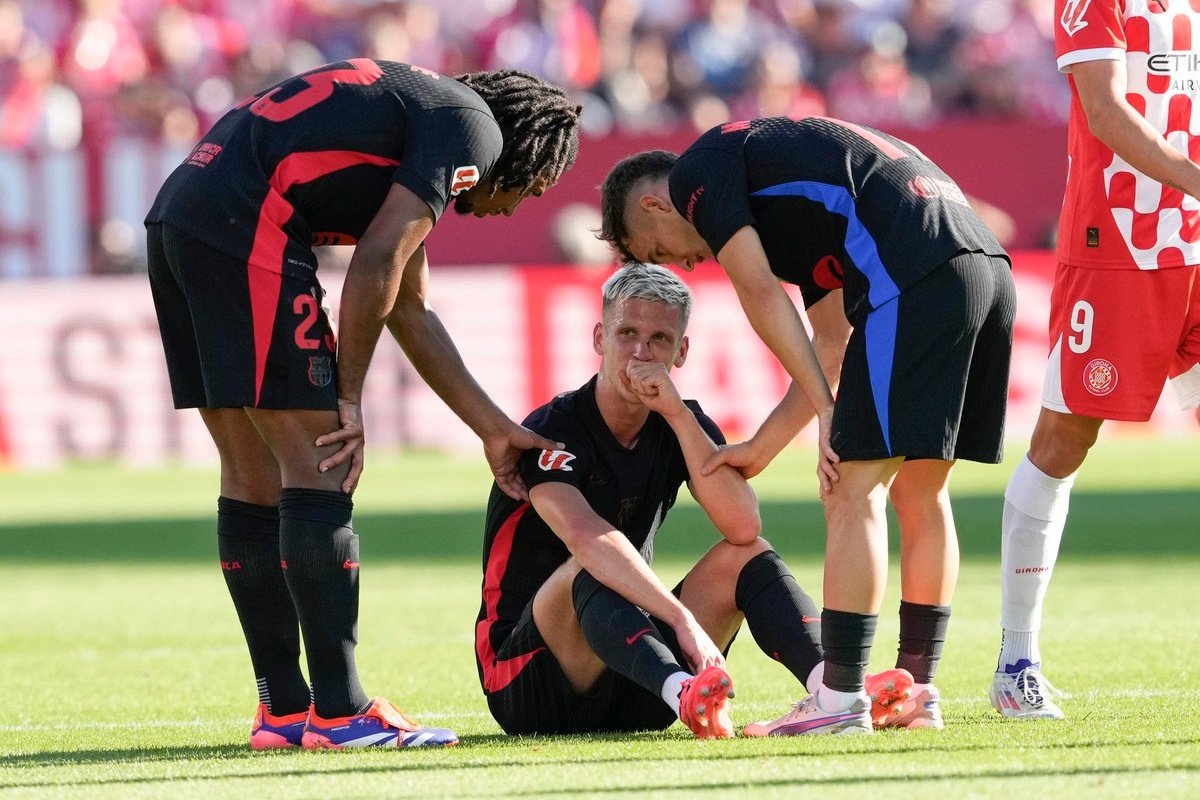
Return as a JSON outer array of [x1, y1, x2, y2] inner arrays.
[[147, 223, 206, 409], [198, 407, 281, 502], [531, 560, 606, 693], [243, 407, 346, 491], [159, 224, 339, 413], [483, 599, 599, 735], [1043, 263, 1196, 421]]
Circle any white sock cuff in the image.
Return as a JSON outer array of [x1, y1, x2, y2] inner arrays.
[[661, 671, 690, 716], [1004, 455, 1077, 522]]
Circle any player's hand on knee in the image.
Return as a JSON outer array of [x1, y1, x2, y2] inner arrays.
[[315, 399, 365, 494], [816, 407, 840, 496]]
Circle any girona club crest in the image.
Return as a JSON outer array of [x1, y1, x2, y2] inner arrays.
[[1084, 358, 1117, 397], [538, 449, 576, 472]]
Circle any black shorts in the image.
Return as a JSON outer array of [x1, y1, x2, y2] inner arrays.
[[484, 585, 694, 736], [832, 250, 1015, 463], [147, 223, 338, 410]]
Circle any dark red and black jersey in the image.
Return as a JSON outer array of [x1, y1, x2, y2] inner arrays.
[[475, 376, 724, 687], [669, 116, 1008, 325], [145, 59, 502, 277]]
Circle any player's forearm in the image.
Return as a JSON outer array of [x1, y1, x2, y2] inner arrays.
[[386, 304, 509, 439], [1087, 102, 1200, 200], [662, 409, 760, 543], [571, 530, 692, 628], [740, 283, 833, 416], [336, 255, 404, 403]]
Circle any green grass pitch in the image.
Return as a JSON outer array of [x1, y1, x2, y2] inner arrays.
[[2, 436, 1198, 798]]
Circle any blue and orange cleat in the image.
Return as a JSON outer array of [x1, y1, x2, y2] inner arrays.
[[678, 666, 735, 739], [250, 704, 309, 749], [301, 697, 458, 749]]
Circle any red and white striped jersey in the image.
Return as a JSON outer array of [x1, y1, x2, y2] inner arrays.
[[1055, 0, 1200, 270]]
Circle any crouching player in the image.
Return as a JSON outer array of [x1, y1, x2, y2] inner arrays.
[[474, 264, 911, 738]]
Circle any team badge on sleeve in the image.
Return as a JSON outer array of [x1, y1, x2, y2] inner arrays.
[[538, 449, 576, 472], [450, 165, 480, 196]]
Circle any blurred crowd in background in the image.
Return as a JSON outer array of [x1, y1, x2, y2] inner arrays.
[[1, 0, 1066, 152]]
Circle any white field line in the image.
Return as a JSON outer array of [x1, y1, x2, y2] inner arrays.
[[2, 687, 1197, 734]]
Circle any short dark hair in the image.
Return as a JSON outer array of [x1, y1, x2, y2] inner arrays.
[[597, 150, 678, 263], [456, 69, 582, 195]]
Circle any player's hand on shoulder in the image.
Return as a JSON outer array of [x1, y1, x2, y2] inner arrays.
[[484, 422, 565, 502], [315, 398, 365, 494], [626, 361, 684, 416]]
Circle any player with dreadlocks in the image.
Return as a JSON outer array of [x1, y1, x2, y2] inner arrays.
[[145, 61, 581, 749]]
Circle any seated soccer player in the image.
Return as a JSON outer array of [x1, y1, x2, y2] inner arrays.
[[473, 264, 912, 738]]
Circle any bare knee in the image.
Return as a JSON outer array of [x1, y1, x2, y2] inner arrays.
[[1028, 410, 1102, 477]]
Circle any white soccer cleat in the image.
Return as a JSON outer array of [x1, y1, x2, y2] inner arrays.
[[990, 665, 1065, 720], [742, 693, 872, 737]]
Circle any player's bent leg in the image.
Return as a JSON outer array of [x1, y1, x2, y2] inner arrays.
[[199, 408, 283, 503], [677, 537, 771, 647], [531, 560, 607, 694]]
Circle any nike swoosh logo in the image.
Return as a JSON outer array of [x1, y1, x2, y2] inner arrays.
[[626, 627, 654, 646]]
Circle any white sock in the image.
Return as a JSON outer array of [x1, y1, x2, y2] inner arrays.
[[805, 661, 825, 696], [661, 671, 690, 717], [817, 684, 861, 712], [999, 455, 1075, 658], [998, 629, 1040, 671]]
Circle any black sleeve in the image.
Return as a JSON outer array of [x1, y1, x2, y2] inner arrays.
[[392, 106, 502, 220], [668, 147, 755, 257], [518, 413, 592, 494]]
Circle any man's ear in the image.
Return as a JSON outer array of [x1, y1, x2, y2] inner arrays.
[[593, 321, 605, 356], [674, 335, 689, 368], [638, 191, 673, 214]]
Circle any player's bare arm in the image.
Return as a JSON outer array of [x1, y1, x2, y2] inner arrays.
[[385, 238, 561, 500], [1071, 59, 1200, 200], [716, 226, 840, 493], [703, 289, 850, 480], [626, 361, 760, 543], [316, 183, 436, 491], [528, 481, 725, 672]]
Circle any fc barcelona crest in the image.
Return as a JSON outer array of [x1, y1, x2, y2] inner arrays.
[[307, 356, 333, 388]]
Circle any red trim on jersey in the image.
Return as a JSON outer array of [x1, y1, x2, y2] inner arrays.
[[476, 502, 546, 692], [807, 115, 909, 160], [245, 150, 400, 405]]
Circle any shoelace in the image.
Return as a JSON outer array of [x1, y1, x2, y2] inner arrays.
[[1015, 667, 1063, 706]]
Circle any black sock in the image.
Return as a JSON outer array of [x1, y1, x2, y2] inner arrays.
[[821, 609, 878, 693], [734, 550, 822, 687], [278, 488, 369, 719], [217, 496, 309, 715], [896, 601, 951, 684], [571, 570, 684, 698]]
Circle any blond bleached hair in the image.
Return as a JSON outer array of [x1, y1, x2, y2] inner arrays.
[[601, 263, 692, 331]]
